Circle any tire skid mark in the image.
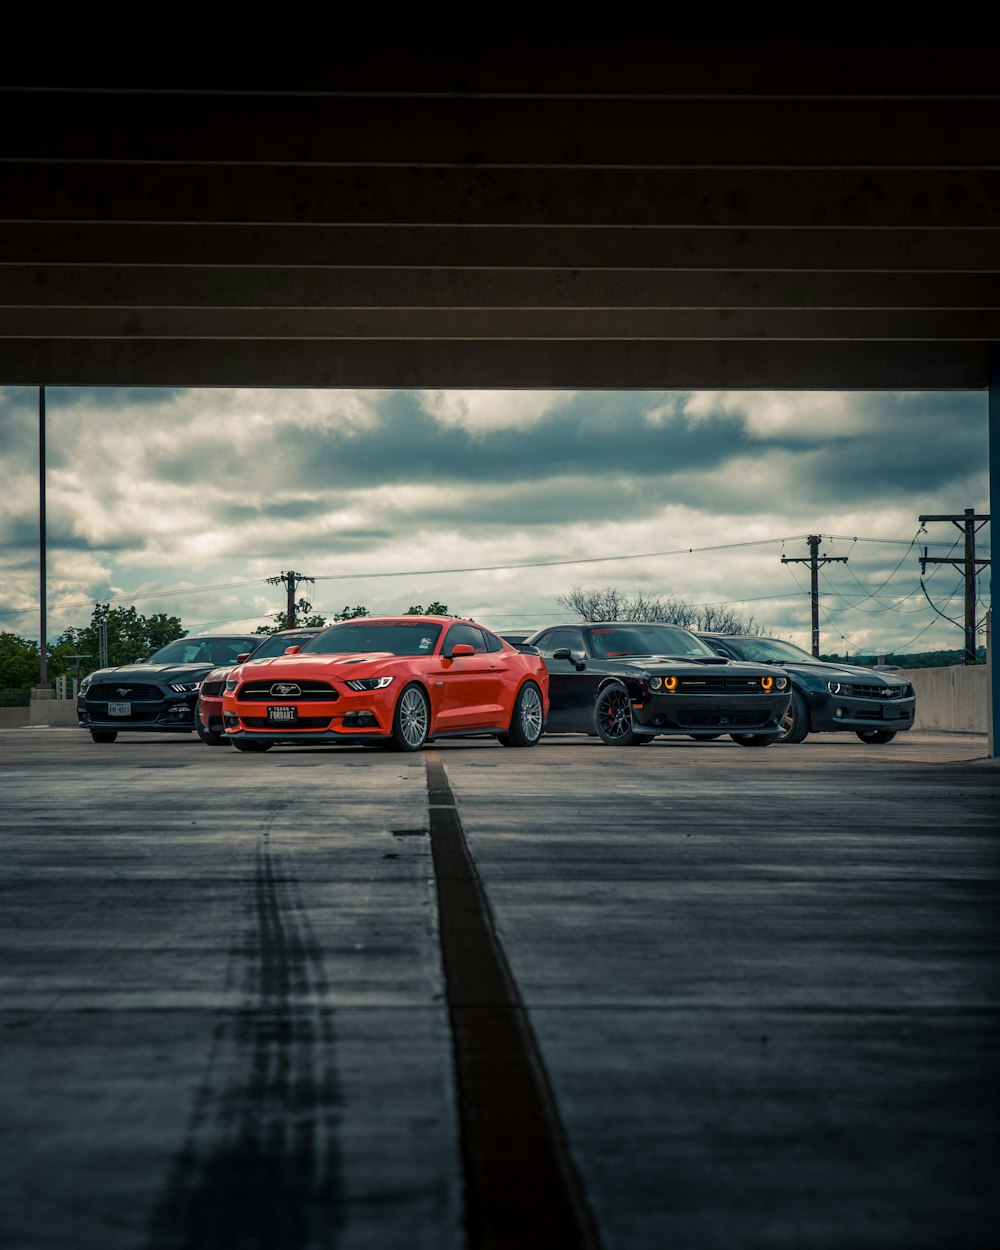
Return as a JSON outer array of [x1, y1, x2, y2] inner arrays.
[[148, 816, 343, 1250], [425, 751, 602, 1250]]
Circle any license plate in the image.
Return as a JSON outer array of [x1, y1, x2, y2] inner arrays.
[[267, 705, 298, 723], [883, 705, 902, 719], [108, 702, 131, 716]]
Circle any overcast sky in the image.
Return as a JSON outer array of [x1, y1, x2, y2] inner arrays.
[[0, 385, 991, 658]]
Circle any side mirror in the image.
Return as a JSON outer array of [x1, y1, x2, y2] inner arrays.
[[448, 643, 476, 658], [236, 653, 251, 663], [552, 647, 586, 671], [134, 657, 147, 664], [283, 645, 301, 655]]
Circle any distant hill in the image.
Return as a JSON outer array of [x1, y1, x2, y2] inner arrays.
[[820, 648, 987, 670]]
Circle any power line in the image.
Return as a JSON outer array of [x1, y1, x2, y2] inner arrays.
[[0, 576, 272, 619]]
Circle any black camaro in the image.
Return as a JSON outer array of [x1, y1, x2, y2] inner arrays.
[[697, 633, 917, 744], [77, 634, 260, 742], [523, 622, 792, 745]]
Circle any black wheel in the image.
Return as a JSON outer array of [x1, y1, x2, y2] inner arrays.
[[498, 682, 544, 747], [90, 730, 117, 743], [730, 733, 774, 747], [856, 729, 897, 744], [231, 738, 272, 752], [594, 681, 641, 746], [776, 688, 809, 743], [195, 718, 231, 747], [389, 683, 430, 752]]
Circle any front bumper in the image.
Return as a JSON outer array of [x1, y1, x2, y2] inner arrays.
[[222, 693, 391, 742], [804, 691, 916, 734], [631, 691, 791, 736], [78, 696, 197, 733]]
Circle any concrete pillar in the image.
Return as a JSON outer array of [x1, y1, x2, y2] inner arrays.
[[990, 346, 999, 758]]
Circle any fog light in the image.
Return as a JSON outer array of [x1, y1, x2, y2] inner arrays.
[[835, 707, 847, 718], [224, 713, 239, 728]]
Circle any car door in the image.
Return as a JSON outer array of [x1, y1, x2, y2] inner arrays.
[[533, 628, 598, 730], [434, 624, 504, 729]]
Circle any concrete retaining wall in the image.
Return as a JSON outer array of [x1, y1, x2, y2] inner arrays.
[[0, 699, 80, 729], [897, 665, 988, 734]]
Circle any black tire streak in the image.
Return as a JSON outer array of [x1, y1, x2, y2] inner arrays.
[[147, 820, 343, 1250]]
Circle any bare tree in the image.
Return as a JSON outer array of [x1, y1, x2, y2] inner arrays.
[[557, 585, 770, 635]]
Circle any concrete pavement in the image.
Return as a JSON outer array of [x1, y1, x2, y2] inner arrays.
[[1, 729, 997, 1249]]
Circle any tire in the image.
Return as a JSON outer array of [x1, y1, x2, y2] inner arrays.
[[776, 687, 809, 743], [90, 730, 118, 743], [389, 683, 430, 752], [231, 738, 272, 752], [594, 681, 641, 746], [498, 682, 544, 747], [730, 733, 773, 747], [195, 718, 231, 747], [856, 729, 897, 744]]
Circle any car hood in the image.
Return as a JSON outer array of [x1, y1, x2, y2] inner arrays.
[[779, 660, 903, 686], [239, 652, 399, 675], [83, 662, 219, 685]]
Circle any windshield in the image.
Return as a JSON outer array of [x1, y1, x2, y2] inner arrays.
[[249, 631, 321, 659], [146, 636, 257, 666], [718, 636, 816, 664], [588, 625, 716, 659], [302, 621, 443, 656]]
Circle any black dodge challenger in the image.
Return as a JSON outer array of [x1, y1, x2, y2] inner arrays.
[[523, 622, 792, 745]]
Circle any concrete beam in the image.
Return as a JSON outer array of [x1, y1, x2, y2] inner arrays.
[[4, 165, 999, 228], [4, 267, 997, 310], [4, 224, 997, 271], [6, 94, 999, 167], [4, 309, 999, 340], [0, 338, 987, 390]]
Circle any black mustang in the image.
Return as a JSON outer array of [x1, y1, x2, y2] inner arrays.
[[523, 622, 792, 745]]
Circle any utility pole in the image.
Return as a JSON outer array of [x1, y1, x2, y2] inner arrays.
[[781, 535, 848, 657], [266, 570, 315, 629], [919, 509, 991, 664]]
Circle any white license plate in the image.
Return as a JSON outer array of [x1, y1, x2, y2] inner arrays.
[[108, 702, 131, 716], [267, 705, 297, 723]]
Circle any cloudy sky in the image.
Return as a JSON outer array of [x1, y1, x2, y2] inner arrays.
[[0, 385, 991, 658]]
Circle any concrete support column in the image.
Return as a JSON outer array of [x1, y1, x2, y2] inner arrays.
[[989, 346, 999, 758]]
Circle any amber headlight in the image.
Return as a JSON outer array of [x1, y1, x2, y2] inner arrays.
[[761, 676, 774, 691], [662, 675, 679, 693]]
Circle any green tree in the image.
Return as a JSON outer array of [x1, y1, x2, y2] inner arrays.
[[0, 632, 42, 692], [253, 608, 328, 635], [404, 602, 449, 615], [55, 604, 186, 671]]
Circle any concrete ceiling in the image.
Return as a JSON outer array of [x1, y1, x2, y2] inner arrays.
[[2, 39, 998, 390]]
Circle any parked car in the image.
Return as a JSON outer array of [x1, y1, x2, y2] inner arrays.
[[523, 621, 791, 745], [77, 634, 261, 742], [195, 627, 323, 746], [696, 633, 917, 743], [220, 615, 549, 752]]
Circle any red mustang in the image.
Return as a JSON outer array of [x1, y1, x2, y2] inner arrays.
[[221, 616, 549, 752]]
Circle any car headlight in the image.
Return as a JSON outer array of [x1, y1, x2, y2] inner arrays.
[[225, 676, 239, 693], [345, 676, 395, 692], [827, 681, 842, 694], [80, 675, 93, 694], [169, 682, 201, 693], [649, 676, 662, 690], [775, 676, 788, 690]]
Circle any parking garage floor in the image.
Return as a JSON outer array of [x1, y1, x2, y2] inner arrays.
[[1, 728, 997, 1250]]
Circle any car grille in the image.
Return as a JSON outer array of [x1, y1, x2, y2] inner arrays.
[[679, 711, 772, 728], [86, 683, 162, 701], [200, 680, 225, 697], [237, 681, 340, 703], [841, 683, 910, 699], [241, 717, 333, 729], [673, 676, 773, 692]]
